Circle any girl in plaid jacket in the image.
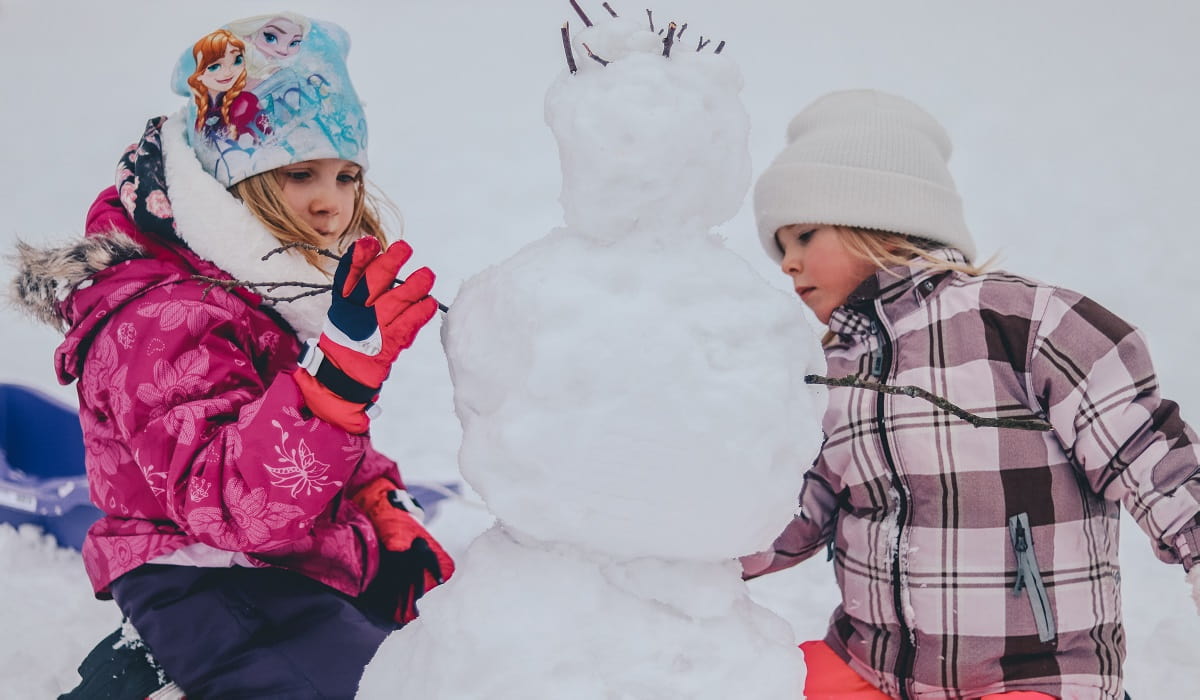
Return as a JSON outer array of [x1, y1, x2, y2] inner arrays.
[[742, 89, 1200, 700]]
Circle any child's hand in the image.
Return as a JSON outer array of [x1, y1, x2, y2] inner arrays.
[[1189, 567, 1200, 616], [353, 477, 455, 625], [322, 236, 438, 390], [739, 550, 775, 579], [294, 237, 438, 433]]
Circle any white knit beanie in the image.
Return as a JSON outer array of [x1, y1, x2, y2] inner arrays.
[[754, 89, 975, 263]]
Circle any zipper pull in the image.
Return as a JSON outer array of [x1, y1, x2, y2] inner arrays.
[[868, 320, 883, 377], [825, 508, 839, 562], [1011, 519, 1028, 593]]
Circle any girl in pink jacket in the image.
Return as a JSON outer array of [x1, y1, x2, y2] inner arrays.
[[744, 89, 1200, 700], [13, 13, 452, 699]]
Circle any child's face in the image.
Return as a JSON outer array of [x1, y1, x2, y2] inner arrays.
[[275, 158, 362, 243], [198, 44, 244, 93], [775, 224, 878, 324]]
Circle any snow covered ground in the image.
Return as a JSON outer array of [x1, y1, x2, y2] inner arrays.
[[1, 0, 1198, 697]]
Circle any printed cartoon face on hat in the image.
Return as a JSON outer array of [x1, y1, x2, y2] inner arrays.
[[197, 43, 246, 93], [253, 17, 305, 59]]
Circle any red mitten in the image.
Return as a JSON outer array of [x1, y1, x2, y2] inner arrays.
[[353, 478, 455, 624], [295, 237, 438, 433]]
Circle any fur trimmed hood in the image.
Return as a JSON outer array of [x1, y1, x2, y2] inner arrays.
[[10, 233, 147, 330]]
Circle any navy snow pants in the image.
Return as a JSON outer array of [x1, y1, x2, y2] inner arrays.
[[111, 564, 397, 699]]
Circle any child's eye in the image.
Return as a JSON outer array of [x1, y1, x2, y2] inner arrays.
[[285, 171, 311, 181], [797, 229, 816, 243], [337, 173, 359, 183]]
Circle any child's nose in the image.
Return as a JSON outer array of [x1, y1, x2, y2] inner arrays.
[[781, 250, 803, 275], [309, 185, 340, 215]]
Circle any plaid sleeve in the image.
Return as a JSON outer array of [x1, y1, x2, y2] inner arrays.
[[1029, 290, 1200, 567], [747, 466, 839, 578]]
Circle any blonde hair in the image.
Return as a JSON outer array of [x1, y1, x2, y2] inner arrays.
[[228, 170, 392, 272], [188, 30, 249, 138], [836, 227, 992, 277], [821, 227, 993, 345]]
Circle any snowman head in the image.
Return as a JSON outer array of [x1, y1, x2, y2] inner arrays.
[[546, 6, 750, 239]]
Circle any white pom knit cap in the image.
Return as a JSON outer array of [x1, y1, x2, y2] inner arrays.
[[754, 89, 975, 263]]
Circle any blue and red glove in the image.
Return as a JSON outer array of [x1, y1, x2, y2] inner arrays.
[[354, 477, 455, 625], [294, 237, 438, 433]]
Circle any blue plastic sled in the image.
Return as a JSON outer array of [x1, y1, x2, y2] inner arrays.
[[0, 383, 100, 550]]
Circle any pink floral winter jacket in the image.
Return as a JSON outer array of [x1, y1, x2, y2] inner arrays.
[[15, 187, 398, 599]]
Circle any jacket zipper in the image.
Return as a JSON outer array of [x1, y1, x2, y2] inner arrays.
[[866, 307, 915, 700], [1008, 513, 1057, 643]]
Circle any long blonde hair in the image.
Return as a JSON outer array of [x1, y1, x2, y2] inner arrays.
[[228, 170, 392, 272], [188, 30, 249, 138]]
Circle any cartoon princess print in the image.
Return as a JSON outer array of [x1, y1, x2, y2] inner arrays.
[[186, 29, 266, 142], [225, 12, 312, 89]]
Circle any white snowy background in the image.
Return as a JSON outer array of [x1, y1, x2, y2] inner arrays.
[[1, 0, 1197, 697]]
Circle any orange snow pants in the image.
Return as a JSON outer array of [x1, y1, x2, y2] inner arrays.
[[800, 641, 1058, 700]]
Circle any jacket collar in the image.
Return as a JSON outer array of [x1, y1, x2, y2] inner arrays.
[[828, 248, 968, 339], [161, 110, 336, 341]]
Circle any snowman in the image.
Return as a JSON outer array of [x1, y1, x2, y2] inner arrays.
[[359, 5, 827, 697]]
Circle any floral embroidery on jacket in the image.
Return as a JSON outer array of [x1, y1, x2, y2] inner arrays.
[[186, 476, 306, 550], [268, 420, 341, 498]]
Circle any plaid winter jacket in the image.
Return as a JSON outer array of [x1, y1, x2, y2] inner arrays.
[[752, 250, 1200, 700]]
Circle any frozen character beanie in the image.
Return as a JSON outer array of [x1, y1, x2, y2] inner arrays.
[[169, 12, 368, 188], [753, 89, 975, 262]]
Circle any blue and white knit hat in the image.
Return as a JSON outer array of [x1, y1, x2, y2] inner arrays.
[[170, 12, 369, 188]]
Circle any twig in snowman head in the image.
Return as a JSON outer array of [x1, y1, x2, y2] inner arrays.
[[714, 40, 726, 54], [696, 36, 710, 51], [676, 22, 688, 39], [581, 42, 610, 66], [646, 8, 655, 32], [661, 22, 677, 57], [561, 23, 578, 73], [569, 0, 594, 27], [602, 2, 618, 17]]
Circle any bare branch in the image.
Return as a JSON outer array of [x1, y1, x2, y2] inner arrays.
[[646, 8, 655, 32], [569, 0, 593, 27], [714, 40, 726, 54], [696, 36, 710, 51], [661, 22, 677, 57], [261, 242, 341, 262], [804, 375, 1053, 432], [205, 240, 452, 312], [602, 2, 618, 17], [676, 22, 687, 39], [581, 42, 610, 66], [561, 23, 578, 74], [192, 275, 333, 304]]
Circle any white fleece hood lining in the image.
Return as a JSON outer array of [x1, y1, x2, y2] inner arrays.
[[160, 110, 332, 341]]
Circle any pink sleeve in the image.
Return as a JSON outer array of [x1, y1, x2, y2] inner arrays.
[[82, 282, 368, 552]]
